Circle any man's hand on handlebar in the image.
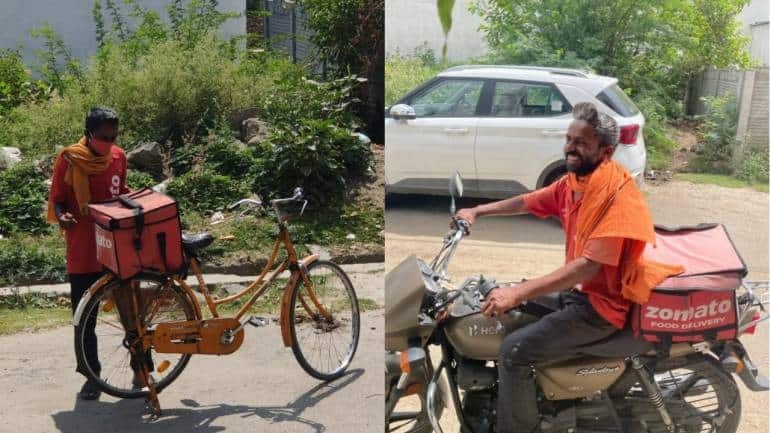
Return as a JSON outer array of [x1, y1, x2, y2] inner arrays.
[[453, 208, 477, 232], [481, 286, 525, 318]]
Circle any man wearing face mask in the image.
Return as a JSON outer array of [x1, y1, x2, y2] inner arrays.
[[455, 102, 682, 433], [46, 107, 129, 400]]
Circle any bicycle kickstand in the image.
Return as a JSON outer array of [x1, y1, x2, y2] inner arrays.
[[143, 364, 162, 417]]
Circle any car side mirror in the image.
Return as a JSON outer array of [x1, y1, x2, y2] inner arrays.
[[390, 104, 417, 121], [550, 100, 564, 112], [448, 171, 463, 215]]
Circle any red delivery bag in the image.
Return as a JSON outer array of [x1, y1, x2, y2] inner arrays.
[[632, 224, 747, 343], [88, 188, 184, 280]]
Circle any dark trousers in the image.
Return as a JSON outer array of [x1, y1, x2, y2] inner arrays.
[[497, 291, 617, 433], [70, 272, 103, 379]]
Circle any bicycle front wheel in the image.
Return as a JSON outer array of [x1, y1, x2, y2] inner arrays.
[[289, 260, 360, 381], [74, 275, 196, 399]]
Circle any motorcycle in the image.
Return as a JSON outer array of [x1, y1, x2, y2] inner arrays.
[[385, 173, 769, 433]]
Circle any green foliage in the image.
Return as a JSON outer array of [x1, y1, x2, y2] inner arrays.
[[126, 170, 156, 190], [298, 0, 383, 78], [30, 22, 85, 95], [0, 90, 97, 157], [95, 35, 255, 149], [634, 96, 678, 170], [166, 168, 249, 214], [253, 119, 371, 204], [690, 94, 740, 174], [437, 0, 456, 60], [0, 235, 66, 286], [0, 161, 48, 236], [734, 149, 769, 184], [385, 55, 450, 105], [0, 49, 50, 117], [471, 0, 753, 105], [261, 74, 362, 131]]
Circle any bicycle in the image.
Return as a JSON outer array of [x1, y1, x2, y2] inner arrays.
[[72, 188, 361, 415]]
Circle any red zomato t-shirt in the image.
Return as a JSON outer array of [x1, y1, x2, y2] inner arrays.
[[49, 146, 129, 274], [522, 177, 632, 329]]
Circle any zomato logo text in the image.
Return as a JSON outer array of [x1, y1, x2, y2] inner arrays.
[[96, 232, 113, 249], [644, 300, 732, 322], [644, 299, 733, 331]]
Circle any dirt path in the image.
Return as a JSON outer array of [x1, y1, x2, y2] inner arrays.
[[385, 179, 769, 432]]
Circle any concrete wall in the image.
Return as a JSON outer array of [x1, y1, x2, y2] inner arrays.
[[742, 67, 769, 149], [0, 0, 245, 70], [688, 67, 768, 150], [385, 0, 487, 62]]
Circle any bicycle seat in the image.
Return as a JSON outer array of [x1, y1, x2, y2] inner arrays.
[[182, 233, 214, 251]]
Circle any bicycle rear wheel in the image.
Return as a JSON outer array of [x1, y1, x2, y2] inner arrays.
[[289, 260, 360, 381], [74, 275, 196, 399]]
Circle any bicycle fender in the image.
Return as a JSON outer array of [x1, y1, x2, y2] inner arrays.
[[280, 254, 320, 347], [72, 274, 115, 325]]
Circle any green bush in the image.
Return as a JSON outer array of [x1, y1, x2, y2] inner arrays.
[[0, 90, 97, 158], [202, 129, 255, 178], [690, 94, 740, 174], [260, 73, 362, 131], [95, 36, 256, 148], [634, 95, 678, 170], [126, 170, 156, 190], [166, 168, 248, 214], [0, 161, 48, 236], [735, 149, 769, 184], [252, 119, 371, 204], [0, 49, 50, 117], [0, 235, 66, 285], [385, 55, 449, 105]]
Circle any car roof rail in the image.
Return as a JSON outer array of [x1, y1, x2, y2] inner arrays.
[[444, 64, 591, 78]]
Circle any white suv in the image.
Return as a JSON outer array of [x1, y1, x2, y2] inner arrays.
[[385, 65, 646, 198]]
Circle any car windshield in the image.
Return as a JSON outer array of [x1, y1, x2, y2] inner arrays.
[[596, 84, 640, 117]]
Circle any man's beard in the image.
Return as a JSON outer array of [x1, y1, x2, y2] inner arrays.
[[565, 153, 601, 177]]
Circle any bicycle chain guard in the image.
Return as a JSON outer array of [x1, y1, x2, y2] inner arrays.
[[151, 317, 244, 355]]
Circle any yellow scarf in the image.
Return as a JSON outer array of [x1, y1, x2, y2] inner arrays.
[[46, 137, 112, 222], [567, 160, 684, 303]]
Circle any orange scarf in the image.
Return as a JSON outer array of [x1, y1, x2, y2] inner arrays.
[[46, 137, 112, 222], [568, 160, 684, 303]]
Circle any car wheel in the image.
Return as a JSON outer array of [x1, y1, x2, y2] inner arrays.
[[543, 166, 567, 187]]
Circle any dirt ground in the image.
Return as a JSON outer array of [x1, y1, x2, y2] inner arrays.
[[385, 179, 769, 432]]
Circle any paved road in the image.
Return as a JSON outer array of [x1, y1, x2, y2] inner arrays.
[[0, 266, 385, 433], [385, 180, 769, 433]]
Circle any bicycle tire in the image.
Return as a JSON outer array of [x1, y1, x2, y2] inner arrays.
[[74, 274, 197, 399], [289, 260, 360, 381]]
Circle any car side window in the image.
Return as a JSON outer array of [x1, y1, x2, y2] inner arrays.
[[409, 79, 485, 117], [490, 81, 571, 117]]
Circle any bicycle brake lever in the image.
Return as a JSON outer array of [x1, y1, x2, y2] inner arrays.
[[300, 200, 308, 216]]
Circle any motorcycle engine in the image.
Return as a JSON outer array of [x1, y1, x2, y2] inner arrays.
[[462, 389, 496, 433], [456, 358, 496, 391]]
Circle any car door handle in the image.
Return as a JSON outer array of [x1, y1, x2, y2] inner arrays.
[[541, 129, 567, 136], [443, 128, 470, 135]]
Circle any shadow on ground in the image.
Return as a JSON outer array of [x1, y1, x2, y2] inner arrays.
[[51, 369, 364, 433]]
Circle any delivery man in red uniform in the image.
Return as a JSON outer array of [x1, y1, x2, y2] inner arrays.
[[47, 107, 129, 400]]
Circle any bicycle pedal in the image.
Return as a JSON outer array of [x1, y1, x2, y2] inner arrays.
[[247, 316, 268, 327]]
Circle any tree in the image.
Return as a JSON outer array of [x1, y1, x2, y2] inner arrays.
[[299, 0, 385, 143], [470, 0, 754, 112]]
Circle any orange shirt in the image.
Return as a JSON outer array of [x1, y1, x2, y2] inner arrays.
[[49, 146, 129, 274], [523, 177, 631, 329]]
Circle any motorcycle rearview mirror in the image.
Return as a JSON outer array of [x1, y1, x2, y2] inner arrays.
[[448, 171, 464, 215]]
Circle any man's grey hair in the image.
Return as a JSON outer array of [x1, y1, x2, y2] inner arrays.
[[572, 102, 619, 148]]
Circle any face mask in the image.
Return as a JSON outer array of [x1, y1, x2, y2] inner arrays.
[[88, 133, 114, 156]]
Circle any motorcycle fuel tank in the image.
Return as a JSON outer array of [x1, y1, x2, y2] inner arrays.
[[444, 310, 539, 360]]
